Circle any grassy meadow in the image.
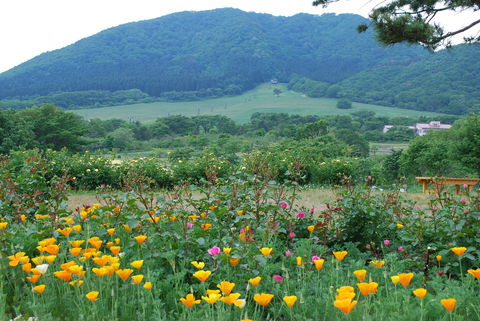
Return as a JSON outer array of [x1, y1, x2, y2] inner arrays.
[[71, 84, 446, 123]]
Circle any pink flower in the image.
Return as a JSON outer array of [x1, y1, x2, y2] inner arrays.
[[273, 275, 284, 283], [288, 232, 295, 238], [461, 199, 466, 204], [208, 246, 221, 256], [310, 207, 315, 214], [297, 211, 305, 218], [186, 222, 193, 229], [383, 240, 391, 246], [285, 250, 292, 258], [279, 202, 288, 209], [311, 256, 320, 263], [397, 246, 404, 252], [463, 184, 468, 189]]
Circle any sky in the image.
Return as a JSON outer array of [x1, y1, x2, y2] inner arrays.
[[0, 0, 478, 73]]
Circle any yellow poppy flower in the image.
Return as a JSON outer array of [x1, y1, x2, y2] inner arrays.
[[54, 270, 72, 282], [249, 276, 261, 287], [193, 270, 212, 282], [143, 282, 152, 290], [217, 281, 235, 295], [201, 224, 212, 231], [253, 293, 274, 306], [220, 293, 241, 305], [283, 295, 297, 307], [333, 251, 348, 261], [85, 291, 99, 302], [307, 225, 315, 232], [259, 248, 273, 257], [440, 298, 456, 312], [202, 293, 222, 304], [69, 248, 82, 257], [353, 269, 367, 282], [334, 298, 358, 314], [110, 246, 121, 256], [229, 257, 240, 266], [296, 257, 303, 266], [413, 288, 427, 299], [191, 261, 205, 269], [391, 275, 400, 285], [335, 291, 356, 300], [132, 274, 144, 285], [107, 228, 115, 236], [116, 268, 134, 281], [357, 282, 378, 296], [370, 260, 385, 268], [467, 268, 480, 280], [223, 248, 232, 255], [336, 286, 355, 294], [134, 235, 147, 244], [397, 273, 414, 287], [33, 284, 46, 294], [180, 293, 201, 307], [313, 259, 325, 271], [450, 247, 467, 256], [130, 260, 144, 270]]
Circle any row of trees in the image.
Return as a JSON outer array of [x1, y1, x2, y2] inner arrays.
[[0, 104, 462, 156]]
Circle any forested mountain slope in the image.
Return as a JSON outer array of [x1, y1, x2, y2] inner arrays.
[[0, 8, 425, 99]]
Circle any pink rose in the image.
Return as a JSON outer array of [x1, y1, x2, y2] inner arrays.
[[186, 222, 193, 229], [279, 202, 288, 209], [208, 246, 221, 256], [284, 250, 292, 258], [383, 240, 390, 246], [461, 199, 466, 204], [273, 275, 284, 283], [297, 212, 305, 218], [397, 246, 404, 251], [288, 232, 295, 238]]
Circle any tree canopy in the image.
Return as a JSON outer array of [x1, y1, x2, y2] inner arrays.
[[313, 0, 480, 49]]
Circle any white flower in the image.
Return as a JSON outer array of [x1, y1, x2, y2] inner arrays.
[[36, 264, 49, 275], [234, 299, 246, 309]]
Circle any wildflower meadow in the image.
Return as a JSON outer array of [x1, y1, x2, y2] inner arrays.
[[1, 154, 480, 321]]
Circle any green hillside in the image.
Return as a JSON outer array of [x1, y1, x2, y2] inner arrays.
[[0, 8, 425, 100], [337, 44, 480, 114], [72, 84, 446, 123]]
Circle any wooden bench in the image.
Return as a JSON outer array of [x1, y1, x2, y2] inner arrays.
[[416, 177, 480, 194]]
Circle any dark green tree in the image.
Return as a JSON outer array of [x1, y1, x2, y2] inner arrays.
[[454, 115, 480, 175], [18, 104, 87, 151], [313, 0, 480, 49], [336, 98, 353, 109], [0, 110, 35, 154]]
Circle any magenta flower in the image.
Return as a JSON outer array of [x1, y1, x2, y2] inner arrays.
[[273, 275, 284, 283], [288, 232, 295, 238], [186, 222, 193, 229], [311, 256, 320, 263], [285, 250, 292, 258], [461, 199, 466, 204], [297, 212, 305, 218], [208, 246, 221, 256], [383, 240, 391, 246], [397, 246, 404, 251], [279, 201, 288, 208]]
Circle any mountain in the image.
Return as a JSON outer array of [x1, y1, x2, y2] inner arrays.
[[336, 44, 480, 114], [0, 8, 426, 100]]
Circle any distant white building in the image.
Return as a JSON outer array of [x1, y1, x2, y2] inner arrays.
[[414, 121, 452, 136], [383, 121, 452, 136]]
